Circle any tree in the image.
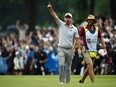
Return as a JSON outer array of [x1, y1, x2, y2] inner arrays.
[[89, 0, 96, 14], [110, 0, 116, 21], [25, 0, 38, 31], [74, 0, 88, 23]]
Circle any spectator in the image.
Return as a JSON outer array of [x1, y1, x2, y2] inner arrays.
[[23, 45, 35, 75], [13, 51, 24, 75], [34, 45, 48, 75], [16, 20, 29, 41]]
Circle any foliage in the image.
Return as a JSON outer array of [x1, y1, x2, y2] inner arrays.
[[94, 0, 110, 18], [0, 0, 114, 29]]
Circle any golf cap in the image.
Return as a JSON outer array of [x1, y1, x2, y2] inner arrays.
[[64, 12, 72, 18], [25, 45, 29, 50], [15, 51, 20, 55]]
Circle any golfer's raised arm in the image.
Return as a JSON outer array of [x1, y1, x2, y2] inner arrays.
[[47, 2, 59, 24]]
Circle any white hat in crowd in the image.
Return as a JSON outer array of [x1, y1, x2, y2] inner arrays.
[[15, 51, 20, 55]]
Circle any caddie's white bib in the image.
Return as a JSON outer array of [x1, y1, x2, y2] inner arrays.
[[84, 26, 98, 52]]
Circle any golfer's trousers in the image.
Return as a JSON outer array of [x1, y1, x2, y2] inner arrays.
[[58, 47, 73, 83]]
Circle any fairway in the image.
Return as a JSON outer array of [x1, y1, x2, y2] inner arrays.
[[0, 75, 116, 87]]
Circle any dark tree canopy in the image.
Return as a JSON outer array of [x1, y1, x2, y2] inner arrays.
[[0, 0, 115, 31]]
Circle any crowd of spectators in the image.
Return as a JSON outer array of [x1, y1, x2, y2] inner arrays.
[[0, 17, 116, 75]]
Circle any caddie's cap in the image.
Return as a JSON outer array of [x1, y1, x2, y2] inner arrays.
[[86, 14, 97, 24]]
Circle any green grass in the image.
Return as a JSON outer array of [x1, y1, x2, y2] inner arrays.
[[0, 75, 116, 87]]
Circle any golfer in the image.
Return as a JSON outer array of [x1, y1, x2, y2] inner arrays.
[[47, 2, 80, 84]]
